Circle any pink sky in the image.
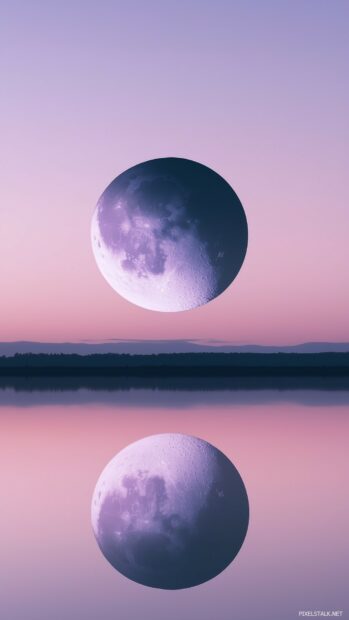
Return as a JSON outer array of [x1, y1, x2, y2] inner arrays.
[[1, 3, 348, 344]]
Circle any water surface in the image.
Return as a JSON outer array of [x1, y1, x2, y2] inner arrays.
[[1, 388, 347, 620]]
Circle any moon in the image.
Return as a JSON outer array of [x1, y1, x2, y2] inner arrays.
[[91, 158, 248, 312], [91, 433, 249, 590]]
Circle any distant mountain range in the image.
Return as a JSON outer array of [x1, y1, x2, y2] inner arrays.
[[1, 340, 349, 356]]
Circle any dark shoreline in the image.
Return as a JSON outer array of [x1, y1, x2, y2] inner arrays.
[[1, 353, 349, 390], [1, 352, 349, 369], [1, 375, 349, 393], [1, 365, 349, 376]]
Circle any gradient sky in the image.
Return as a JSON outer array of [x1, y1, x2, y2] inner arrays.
[[1, 1, 348, 344]]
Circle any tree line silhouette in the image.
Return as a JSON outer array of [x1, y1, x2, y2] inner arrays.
[[0, 352, 348, 377]]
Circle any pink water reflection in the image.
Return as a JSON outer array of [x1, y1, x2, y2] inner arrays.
[[1, 392, 348, 620]]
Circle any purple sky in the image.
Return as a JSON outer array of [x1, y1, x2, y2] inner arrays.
[[1, 2, 348, 344]]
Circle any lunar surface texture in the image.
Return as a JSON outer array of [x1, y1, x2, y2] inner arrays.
[[91, 158, 248, 311], [91, 433, 249, 589]]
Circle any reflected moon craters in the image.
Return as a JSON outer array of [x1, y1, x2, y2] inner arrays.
[[91, 433, 249, 589]]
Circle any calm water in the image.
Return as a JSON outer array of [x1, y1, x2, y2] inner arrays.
[[1, 388, 348, 620]]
